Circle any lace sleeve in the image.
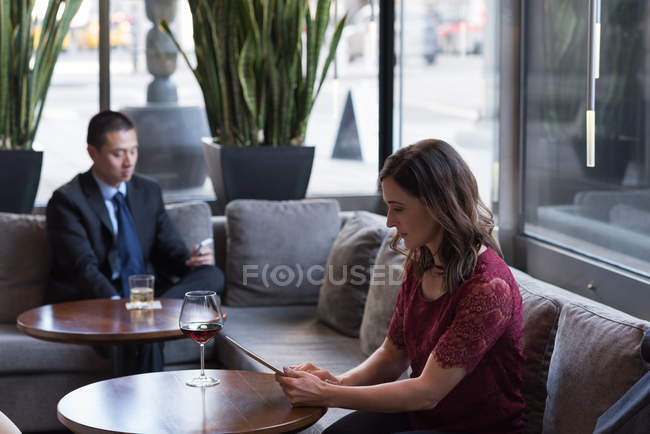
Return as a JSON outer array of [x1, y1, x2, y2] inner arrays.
[[387, 292, 405, 347], [387, 266, 413, 348], [432, 276, 514, 373]]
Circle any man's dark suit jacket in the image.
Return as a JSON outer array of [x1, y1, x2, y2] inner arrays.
[[46, 170, 190, 303]]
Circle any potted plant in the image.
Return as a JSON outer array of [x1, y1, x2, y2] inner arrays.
[[161, 0, 346, 209], [0, 0, 82, 213]]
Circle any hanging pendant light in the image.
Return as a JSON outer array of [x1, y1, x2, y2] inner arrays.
[[586, 0, 601, 167]]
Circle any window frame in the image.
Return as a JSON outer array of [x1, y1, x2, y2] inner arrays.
[[498, 0, 650, 320]]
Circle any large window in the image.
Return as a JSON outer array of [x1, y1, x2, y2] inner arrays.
[[397, 0, 500, 209], [522, 0, 650, 276], [34, 0, 499, 205], [34, 0, 381, 204]]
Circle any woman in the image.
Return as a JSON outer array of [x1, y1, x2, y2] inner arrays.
[[275, 139, 526, 434]]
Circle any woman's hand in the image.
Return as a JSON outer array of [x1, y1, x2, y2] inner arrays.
[[289, 362, 341, 385], [275, 368, 332, 407]]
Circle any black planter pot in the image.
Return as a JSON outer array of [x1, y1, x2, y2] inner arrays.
[[0, 150, 43, 214], [202, 141, 315, 211]]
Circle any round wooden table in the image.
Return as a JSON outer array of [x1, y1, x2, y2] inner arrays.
[[16, 299, 186, 344], [57, 370, 326, 434]]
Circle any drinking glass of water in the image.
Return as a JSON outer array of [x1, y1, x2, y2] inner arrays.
[[179, 290, 224, 387]]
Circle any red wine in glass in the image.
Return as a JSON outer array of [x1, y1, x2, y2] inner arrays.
[[179, 290, 224, 387], [181, 321, 223, 344]]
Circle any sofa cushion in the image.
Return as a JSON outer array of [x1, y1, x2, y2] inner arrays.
[[511, 268, 561, 434], [593, 370, 650, 434], [609, 203, 650, 233], [224, 199, 341, 306], [0, 213, 50, 322], [542, 302, 650, 434], [643, 330, 650, 363], [317, 212, 388, 337], [359, 231, 405, 356], [166, 201, 214, 263], [210, 212, 357, 274], [0, 324, 110, 373]]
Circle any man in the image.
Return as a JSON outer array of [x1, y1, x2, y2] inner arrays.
[[46, 110, 224, 372]]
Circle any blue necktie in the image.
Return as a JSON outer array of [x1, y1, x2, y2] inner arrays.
[[112, 192, 146, 297]]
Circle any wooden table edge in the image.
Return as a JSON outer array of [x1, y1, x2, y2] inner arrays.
[[56, 370, 328, 434], [57, 406, 327, 434], [257, 406, 327, 434], [16, 300, 186, 345], [16, 322, 184, 344], [16, 299, 225, 345], [57, 410, 120, 434]]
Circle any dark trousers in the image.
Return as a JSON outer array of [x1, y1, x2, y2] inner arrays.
[[121, 265, 225, 375], [323, 411, 465, 434], [159, 265, 225, 299]]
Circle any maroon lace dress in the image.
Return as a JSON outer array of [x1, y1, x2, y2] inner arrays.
[[387, 247, 525, 433]]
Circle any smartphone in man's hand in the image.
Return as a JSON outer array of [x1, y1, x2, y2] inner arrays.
[[195, 238, 213, 256]]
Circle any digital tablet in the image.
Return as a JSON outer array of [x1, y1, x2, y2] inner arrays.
[[224, 335, 285, 376]]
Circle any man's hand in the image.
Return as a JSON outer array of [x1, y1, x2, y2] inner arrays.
[[185, 245, 213, 269]]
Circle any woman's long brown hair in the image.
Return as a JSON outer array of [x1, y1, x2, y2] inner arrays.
[[379, 139, 502, 293]]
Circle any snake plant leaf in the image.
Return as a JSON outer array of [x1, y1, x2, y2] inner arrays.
[[0, 0, 10, 146], [0, 0, 81, 150], [238, 37, 257, 124], [159, 20, 196, 73], [304, 3, 317, 108], [30, 0, 82, 145], [240, 0, 260, 47], [307, 0, 331, 91], [163, 0, 344, 147], [314, 14, 347, 107]]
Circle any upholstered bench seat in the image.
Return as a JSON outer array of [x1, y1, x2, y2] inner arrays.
[[0, 324, 110, 373], [214, 305, 367, 433]]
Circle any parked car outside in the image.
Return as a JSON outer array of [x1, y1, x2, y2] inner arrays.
[[432, 0, 486, 55], [342, 1, 440, 65], [75, 12, 133, 49]]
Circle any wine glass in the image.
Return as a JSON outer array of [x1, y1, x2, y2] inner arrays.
[[179, 290, 224, 387]]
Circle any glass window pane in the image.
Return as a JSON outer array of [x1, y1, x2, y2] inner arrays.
[[34, 0, 98, 205], [523, 0, 650, 275], [110, 0, 212, 201], [306, 0, 380, 195], [397, 0, 500, 210]]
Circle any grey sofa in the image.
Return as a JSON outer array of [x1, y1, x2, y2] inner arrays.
[[1, 199, 649, 433], [210, 200, 650, 434]]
